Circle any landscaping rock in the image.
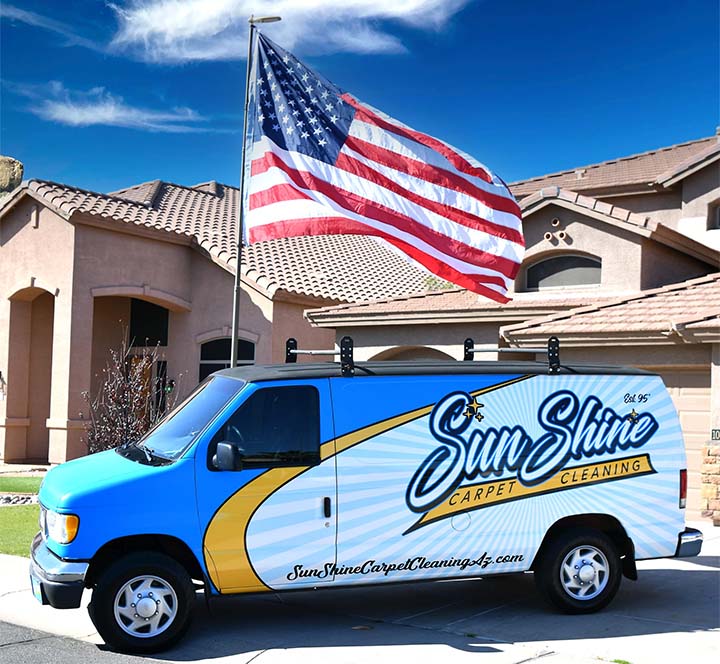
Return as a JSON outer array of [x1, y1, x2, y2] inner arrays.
[[0, 494, 38, 506]]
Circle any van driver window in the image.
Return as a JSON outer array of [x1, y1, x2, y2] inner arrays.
[[211, 386, 320, 468]]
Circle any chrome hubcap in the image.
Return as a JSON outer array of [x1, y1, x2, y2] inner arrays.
[[560, 545, 609, 600], [114, 575, 178, 638]]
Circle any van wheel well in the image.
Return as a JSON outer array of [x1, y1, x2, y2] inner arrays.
[[85, 535, 205, 588], [532, 514, 637, 580]]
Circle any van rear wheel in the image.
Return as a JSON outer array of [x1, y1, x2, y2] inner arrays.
[[88, 551, 195, 653], [535, 528, 621, 613]]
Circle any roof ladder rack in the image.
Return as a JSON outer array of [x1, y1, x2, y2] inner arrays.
[[285, 336, 355, 377], [464, 336, 561, 374]]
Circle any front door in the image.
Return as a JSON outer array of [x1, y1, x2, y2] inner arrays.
[[196, 379, 337, 594]]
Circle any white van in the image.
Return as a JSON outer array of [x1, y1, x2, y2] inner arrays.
[[31, 338, 703, 652]]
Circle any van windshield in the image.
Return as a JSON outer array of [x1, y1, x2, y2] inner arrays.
[[119, 376, 244, 463]]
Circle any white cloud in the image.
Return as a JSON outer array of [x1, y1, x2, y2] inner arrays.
[[0, 4, 104, 52], [109, 0, 471, 63], [10, 81, 214, 133]]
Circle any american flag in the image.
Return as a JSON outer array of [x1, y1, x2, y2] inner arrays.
[[245, 34, 524, 303]]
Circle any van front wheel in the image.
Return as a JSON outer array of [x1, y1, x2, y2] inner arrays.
[[88, 551, 195, 653], [535, 529, 621, 613]]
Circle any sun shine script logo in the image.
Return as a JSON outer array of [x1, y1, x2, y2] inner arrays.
[[403, 390, 658, 533]]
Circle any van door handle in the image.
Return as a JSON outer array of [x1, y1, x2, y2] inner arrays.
[[323, 497, 332, 519]]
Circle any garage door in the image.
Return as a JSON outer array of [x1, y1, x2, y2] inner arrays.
[[658, 370, 712, 519]]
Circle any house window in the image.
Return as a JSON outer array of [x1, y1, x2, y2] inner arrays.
[[199, 338, 255, 381], [708, 201, 720, 230], [209, 386, 320, 468], [525, 255, 601, 290], [129, 299, 169, 347]]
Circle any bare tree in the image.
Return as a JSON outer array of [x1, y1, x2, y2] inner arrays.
[[82, 334, 180, 454]]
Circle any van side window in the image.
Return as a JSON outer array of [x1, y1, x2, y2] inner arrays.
[[210, 386, 320, 468]]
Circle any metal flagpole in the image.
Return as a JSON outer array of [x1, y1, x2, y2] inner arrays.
[[230, 15, 281, 369]]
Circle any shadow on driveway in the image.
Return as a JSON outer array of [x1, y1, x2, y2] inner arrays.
[[136, 564, 719, 662]]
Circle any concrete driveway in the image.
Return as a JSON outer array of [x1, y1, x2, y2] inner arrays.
[[1, 521, 718, 664]]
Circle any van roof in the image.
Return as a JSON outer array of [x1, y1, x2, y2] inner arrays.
[[215, 361, 654, 382]]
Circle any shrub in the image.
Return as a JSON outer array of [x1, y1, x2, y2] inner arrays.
[[82, 335, 180, 454]]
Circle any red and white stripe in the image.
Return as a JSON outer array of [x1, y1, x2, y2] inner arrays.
[[246, 95, 524, 302]]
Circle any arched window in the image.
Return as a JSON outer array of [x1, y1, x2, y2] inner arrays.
[[199, 338, 255, 381], [525, 255, 601, 290]]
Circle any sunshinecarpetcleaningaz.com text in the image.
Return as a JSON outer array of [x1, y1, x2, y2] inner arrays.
[[286, 552, 525, 581]]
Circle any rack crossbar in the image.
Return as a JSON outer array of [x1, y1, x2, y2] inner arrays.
[[288, 349, 338, 356], [466, 347, 547, 354], [464, 336, 561, 373]]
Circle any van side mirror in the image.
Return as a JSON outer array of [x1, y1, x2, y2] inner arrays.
[[213, 442, 244, 471]]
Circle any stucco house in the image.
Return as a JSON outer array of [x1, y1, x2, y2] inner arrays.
[[0, 178, 431, 465], [305, 134, 720, 518], [1, 133, 717, 519]]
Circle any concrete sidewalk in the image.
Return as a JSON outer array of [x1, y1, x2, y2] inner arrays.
[[0, 463, 50, 476], [1, 522, 718, 664]]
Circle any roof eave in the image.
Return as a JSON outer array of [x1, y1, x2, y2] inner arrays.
[[500, 330, 718, 346], [0, 184, 73, 222], [656, 147, 720, 188], [514, 182, 663, 200], [305, 304, 587, 328], [274, 289, 345, 308]]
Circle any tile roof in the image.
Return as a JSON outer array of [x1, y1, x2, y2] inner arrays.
[[241, 234, 434, 302], [19, 179, 431, 303], [501, 273, 720, 343], [306, 286, 619, 326], [509, 135, 717, 198]]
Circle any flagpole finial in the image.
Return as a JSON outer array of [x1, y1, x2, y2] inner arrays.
[[249, 15, 282, 24]]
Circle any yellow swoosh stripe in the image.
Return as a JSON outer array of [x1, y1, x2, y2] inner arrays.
[[203, 374, 533, 593]]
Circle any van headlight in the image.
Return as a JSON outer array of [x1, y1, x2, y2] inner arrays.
[[44, 509, 79, 544]]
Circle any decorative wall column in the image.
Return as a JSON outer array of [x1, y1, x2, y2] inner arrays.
[[46, 288, 94, 463]]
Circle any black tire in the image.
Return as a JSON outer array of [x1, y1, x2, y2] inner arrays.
[[88, 551, 195, 653], [534, 528, 622, 614]]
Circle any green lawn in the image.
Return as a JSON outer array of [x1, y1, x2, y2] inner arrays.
[[0, 504, 40, 557], [0, 477, 43, 494]]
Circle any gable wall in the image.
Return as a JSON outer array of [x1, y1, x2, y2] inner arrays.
[[73, 219, 194, 306], [520, 205, 644, 292], [0, 199, 75, 298]]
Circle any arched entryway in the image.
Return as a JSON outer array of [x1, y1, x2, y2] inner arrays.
[[370, 346, 454, 361], [5, 288, 55, 462], [90, 295, 176, 421]]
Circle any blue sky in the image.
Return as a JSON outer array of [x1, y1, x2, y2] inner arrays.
[[1, 0, 718, 194]]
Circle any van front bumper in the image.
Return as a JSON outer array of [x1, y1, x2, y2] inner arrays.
[[29, 533, 88, 609], [674, 527, 703, 558]]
